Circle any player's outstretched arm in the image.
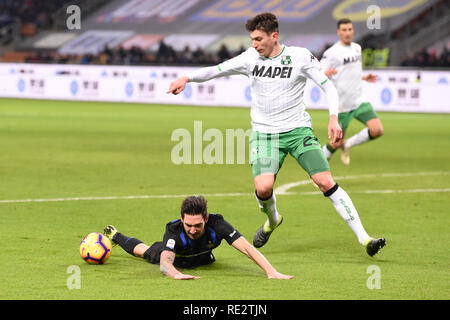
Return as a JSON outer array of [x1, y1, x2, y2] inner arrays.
[[167, 65, 233, 95], [167, 76, 189, 95], [232, 236, 293, 279], [159, 250, 200, 280], [167, 51, 248, 95]]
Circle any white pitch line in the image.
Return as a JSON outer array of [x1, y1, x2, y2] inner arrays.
[[274, 171, 450, 194], [279, 188, 450, 196], [0, 193, 250, 204], [0, 189, 449, 204], [0, 171, 449, 204]]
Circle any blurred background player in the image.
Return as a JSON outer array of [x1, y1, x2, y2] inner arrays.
[[104, 195, 294, 280], [320, 18, 384, 165], [167, 13, 386, 257]]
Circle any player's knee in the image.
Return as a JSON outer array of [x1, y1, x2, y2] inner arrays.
[[369, 126, 384, 139], [311, 173, 335, 193], [317, 181, 335, 193], [133, 243, 150, 258], [255, 181, 274, 199], [255, 186, 273, 199], [367, 119, 384, 139], [254, 175, 275, 198]]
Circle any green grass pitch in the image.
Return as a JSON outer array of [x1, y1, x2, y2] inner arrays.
[[0, 98, 449, 300]]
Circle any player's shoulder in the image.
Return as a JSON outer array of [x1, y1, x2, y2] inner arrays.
[[240, 47, 259, 59], [322, 41, 341, 55], [207, 213, 225, 223], [351, 42, 362, 52], [208, 213, 233, 229], [166, 218, 183, 233], [284, 45, 318, 63], [284, 45, 311, 56]]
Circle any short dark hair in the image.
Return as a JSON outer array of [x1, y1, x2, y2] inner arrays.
[[337, 18, 352, 29], [246, 12, 279, 34], [180, 196, 208, 219]]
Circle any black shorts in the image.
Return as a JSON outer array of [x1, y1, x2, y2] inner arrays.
[[143, 241, 215, 269], [143, 241, 165, 265]]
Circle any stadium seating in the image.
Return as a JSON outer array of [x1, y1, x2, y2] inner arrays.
[[0, 0, 448, 68]]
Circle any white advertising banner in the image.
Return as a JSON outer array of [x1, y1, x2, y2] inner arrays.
[[0, 63, 449, 113]]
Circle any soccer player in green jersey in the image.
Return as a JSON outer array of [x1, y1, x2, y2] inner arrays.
[[168, 13, 385, 257], [320, 18, 384, 165]]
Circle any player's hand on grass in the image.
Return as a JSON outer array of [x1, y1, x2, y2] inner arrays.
[[267, 271, 294, 279], [173, 273, 201, 280], [167, 76, 189, 95], [328, 114, 343, 144]]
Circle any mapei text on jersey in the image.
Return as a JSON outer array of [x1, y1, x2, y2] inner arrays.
[[252, 65, 293, 78]]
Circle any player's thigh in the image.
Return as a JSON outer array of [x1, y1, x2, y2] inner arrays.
[[354, 102, 378, 125], [250, 130, 288, 178], [355, 103, 383, 137], [288, 128, 330, 176], [296, 149, 331, 179]]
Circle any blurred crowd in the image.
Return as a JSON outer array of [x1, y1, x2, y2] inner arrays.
[[2, 0, 450, 69], [0, 0, 72, 38], [0, 0, 68, 27], [24, 41, 247, 66], [153, 42, 246, 65], [22, 40, 450, 69], [401, 47, 450, 68]]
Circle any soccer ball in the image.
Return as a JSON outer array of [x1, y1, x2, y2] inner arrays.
[[79, 232, 112, 264]]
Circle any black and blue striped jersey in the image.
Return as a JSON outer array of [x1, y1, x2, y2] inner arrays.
[[159, 213, 242, 269]]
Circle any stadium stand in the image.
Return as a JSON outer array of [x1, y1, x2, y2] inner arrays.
[[0, 0, 449, 68], [0, 0, 74, 41]]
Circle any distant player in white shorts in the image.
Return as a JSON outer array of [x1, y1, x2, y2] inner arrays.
[[320, 18, 384, 165], [167, 13, 385, 257]]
